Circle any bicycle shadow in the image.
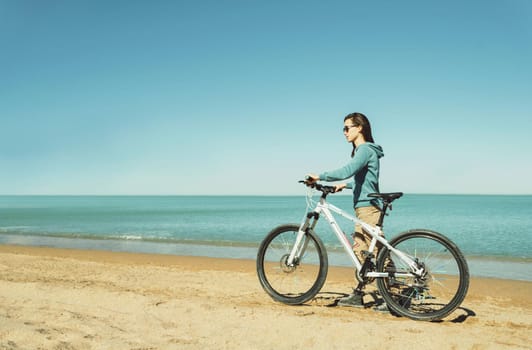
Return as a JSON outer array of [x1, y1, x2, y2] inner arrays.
[[312, 290, 476, 323]]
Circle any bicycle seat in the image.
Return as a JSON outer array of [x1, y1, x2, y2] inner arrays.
[[368, 192, 404, 204]]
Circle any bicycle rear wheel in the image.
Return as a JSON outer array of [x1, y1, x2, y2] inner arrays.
[[376, 229, 469, 321], [256, 224, 328, 305]]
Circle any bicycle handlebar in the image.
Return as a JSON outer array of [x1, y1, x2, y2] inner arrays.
[[298, 180, 338, 195]]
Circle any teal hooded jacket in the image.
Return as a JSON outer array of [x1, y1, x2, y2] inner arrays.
[[319, 142, 384, 208]]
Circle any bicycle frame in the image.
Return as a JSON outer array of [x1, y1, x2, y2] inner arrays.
[[287, 195, 424, 278]]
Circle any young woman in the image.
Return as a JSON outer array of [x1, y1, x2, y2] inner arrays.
[[306, 112, 385, 308]]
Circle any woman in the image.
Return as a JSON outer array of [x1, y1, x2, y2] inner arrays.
[[306, 112, 385, 308]]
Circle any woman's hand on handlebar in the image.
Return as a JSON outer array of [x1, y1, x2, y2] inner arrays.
[[305, 174, 319, 185], [304, 175, 346, 193], [333, 183, 347, 193]]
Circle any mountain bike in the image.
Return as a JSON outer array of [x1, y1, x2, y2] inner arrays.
[[256, 181, 469, 321]]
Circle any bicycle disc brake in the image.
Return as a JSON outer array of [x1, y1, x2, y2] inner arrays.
[[280, 254, 298, 273]]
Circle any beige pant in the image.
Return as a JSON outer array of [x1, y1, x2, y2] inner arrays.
[[354, 205, 383, 262]]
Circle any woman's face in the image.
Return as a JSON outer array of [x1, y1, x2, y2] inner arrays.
[[343, 120, 362, 143]]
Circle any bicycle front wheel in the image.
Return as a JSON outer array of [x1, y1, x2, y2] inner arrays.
[[256, 224, 328, 305], [376, 229, 469, 321]]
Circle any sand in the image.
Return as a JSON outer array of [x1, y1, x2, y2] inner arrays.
[[0, 244, 531, 350]]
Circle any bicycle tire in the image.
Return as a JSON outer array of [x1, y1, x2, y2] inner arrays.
[[256, 224, 328, 305], [376, 229, 469, 321]]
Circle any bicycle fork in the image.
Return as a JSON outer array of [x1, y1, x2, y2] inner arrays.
[[286, 211, 319, 267]]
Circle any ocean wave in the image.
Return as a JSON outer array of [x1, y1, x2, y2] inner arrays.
[[0, 226, 34, 232], [116, 235, 144, 241]]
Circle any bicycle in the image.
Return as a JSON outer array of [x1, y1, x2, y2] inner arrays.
[[256, 181, 469, 321]]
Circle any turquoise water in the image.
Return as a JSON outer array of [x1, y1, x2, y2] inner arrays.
[[0, 195, 531, 281]]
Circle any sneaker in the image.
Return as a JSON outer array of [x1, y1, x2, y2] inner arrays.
[[373, 302, 390, 313], [337, 293, 364, 308]]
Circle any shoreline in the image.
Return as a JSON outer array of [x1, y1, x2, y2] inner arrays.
[[0, 244, 531, 349], [1, 233, 531, 282]]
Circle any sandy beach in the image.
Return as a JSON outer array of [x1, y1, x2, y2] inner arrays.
[[0, 245, 530, 350]]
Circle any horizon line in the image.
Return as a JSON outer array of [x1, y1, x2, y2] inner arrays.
[[1, 193, 531, 197]]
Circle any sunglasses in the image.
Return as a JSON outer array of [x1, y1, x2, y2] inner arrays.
[[343, 125, 358, 133]]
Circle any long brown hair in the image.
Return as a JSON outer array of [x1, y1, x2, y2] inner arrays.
[[344, 112, 375, 157]]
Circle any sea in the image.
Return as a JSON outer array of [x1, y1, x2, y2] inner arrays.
[[0, 194, 531, 281]]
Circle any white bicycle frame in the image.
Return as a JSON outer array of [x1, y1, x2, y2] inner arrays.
[[287, 195, 425, 278]]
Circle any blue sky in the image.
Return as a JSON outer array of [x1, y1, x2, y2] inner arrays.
[[1, 0, 531, 195]]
